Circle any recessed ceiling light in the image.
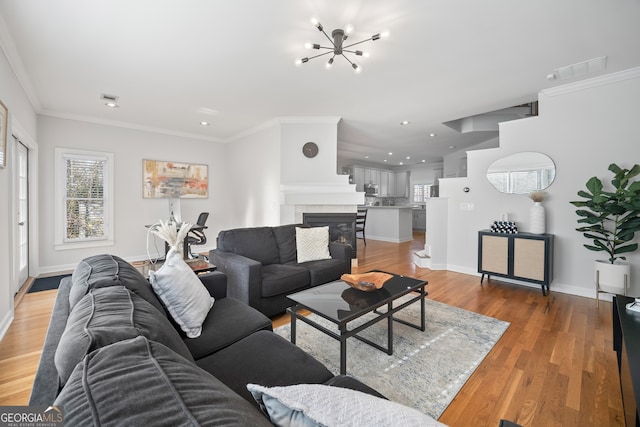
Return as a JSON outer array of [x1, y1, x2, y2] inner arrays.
[[429, 133, 437, 138], [200, 121, 210, 126], [400, 120, 411, 125], [383, 159, 387, 162], [364, 155, 369, 159], [399, 162, 404, 165], [406, 156, 411, 160], [104, 102, 119, 108], [388, 152, 393, 156], [449, 145, 456, 149], [421, 160, 426, 163]]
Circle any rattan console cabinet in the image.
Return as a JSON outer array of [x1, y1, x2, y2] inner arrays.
[[477, 230, 554, 295]]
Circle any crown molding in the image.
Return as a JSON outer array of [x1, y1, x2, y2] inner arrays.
[[227, 116, 342, 143], [541, 67, 640, 98], [0, 11, 41, 111], [39, 109, 224, 143]]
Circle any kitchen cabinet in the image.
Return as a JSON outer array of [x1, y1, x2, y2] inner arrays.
[[395, 171, 408, 197], [353, 167, 365, 191], [477, 230, 553, 295], [380, 171, 390, 196], [349, 166, 409, 197], [412, 209, 426, 230]]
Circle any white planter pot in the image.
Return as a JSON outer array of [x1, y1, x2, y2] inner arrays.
[[595, 260, 630, 295], [529, 202, 545, 234]]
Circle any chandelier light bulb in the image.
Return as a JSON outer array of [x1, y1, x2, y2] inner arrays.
[[381, 31, 390, 39], [352, 63, 362, 73], [311, 17, 319, 26], [326, 57, 334, 69], [304, 42, 312, 49], [344, 24, 354, 35]]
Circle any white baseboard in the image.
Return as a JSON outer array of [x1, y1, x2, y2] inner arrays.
[[446, 265, 598, 299], [0, 310, 15, 343]]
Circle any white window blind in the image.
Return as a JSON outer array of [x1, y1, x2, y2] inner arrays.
[[412, 184, 425, 202], [64, 155, 107, 241], [55, 148, 114, 249]]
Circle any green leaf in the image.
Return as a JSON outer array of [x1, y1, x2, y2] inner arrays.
[[585, 177, 603, 196], [615, 243, 638, 254]]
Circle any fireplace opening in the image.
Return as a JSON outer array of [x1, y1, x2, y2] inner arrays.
[[303, 212, 357, 259]]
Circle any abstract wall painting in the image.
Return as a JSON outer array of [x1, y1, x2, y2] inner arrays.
[[143, 159, 208, 199]]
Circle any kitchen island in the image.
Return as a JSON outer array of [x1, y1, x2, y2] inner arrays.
[[361, 206, 413, 243]]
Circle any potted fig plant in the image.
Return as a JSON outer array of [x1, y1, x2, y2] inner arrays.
[[570, 163, 640, 303]]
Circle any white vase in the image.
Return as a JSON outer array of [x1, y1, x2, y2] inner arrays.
[[529, 202, 545, 234]]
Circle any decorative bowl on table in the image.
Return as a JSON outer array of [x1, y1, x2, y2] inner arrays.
[[340, 272, 394, 292]]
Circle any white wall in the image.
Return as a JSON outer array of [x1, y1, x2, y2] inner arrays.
[[443, 138, 499, 178], [406, 162, 443, 188], [37, 116, 228, 272], [280, 119, 345, 185], [225, 123, 281, 228], [440, 68, 640, 298], [0, 47, 38, 339]]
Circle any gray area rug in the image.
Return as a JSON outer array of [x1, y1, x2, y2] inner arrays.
[[275, 297, 510, 420]]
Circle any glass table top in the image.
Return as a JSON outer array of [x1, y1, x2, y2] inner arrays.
[[287, 272, 427, 324]]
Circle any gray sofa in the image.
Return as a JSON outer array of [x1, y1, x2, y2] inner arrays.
[[29, 254, 382, 426], [210, 224, 352, 317]]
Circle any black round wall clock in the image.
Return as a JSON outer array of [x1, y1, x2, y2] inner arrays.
[[302, 142, 319, 158]]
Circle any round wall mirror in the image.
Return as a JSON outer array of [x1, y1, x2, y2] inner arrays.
[[486, 152, 556, 194]]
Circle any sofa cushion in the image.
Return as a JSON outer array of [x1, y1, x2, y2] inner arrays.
[[69, 254, 166, 316], [301, 258, 351, 286], [218, 227, 280, 265], [261, 264, 310, 297], [247, 383, 447, 427], [55, 286, 194, 385], [182, 297, 272, 360], [272, 224, 303, 264], [54, 336, 272, 427], [149, 248, 214, 338], [196, 331, 334, 408], [295, 226, 331, 263]]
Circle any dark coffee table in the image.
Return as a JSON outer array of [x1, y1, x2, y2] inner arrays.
[[286, 272, 428, 375]]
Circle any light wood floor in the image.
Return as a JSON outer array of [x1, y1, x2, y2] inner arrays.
[[0, 234, 624, 426]]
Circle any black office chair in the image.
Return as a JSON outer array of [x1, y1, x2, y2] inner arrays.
[[356, 208, 367, 246], [188, 212, 209, 259]]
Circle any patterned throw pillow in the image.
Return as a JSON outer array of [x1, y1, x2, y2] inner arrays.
[[295, 226, 331, 263], [247, 383, 447, 427]]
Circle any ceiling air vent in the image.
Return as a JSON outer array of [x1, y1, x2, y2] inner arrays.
[[100, 94, 119, 102]]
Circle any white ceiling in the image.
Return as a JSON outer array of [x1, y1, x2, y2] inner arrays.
[[1, 0, 639, 167]]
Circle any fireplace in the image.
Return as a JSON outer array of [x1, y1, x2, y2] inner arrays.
[[303, 212, 357, 258]]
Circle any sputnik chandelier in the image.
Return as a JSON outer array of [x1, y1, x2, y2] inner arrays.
[[295, 17, 389, 73]]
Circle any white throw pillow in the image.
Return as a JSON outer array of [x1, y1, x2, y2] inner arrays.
[[247, 383, 447, 427], [296, 226, 331, 263], [149, 248, 214, 338]]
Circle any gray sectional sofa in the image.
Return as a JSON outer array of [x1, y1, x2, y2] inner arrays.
[[210, 224, 352, 317], [29, 254, 383, 426]]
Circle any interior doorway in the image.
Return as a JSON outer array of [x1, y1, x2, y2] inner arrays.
[[14, 138, 29, 295]]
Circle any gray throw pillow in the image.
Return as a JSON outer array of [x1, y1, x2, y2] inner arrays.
[[55, 337, 272, 427], [69, 254, 166, 315], [247, 383, 447, 427], [55, 286, 193, 385]]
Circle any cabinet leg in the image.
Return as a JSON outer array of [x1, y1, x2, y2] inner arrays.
[[480, 273, 487, 284]]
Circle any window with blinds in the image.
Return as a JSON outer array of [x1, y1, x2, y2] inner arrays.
[[55, 148, 113, 248], [412, 184, 425, 202], [64, 155, 107, 241]]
